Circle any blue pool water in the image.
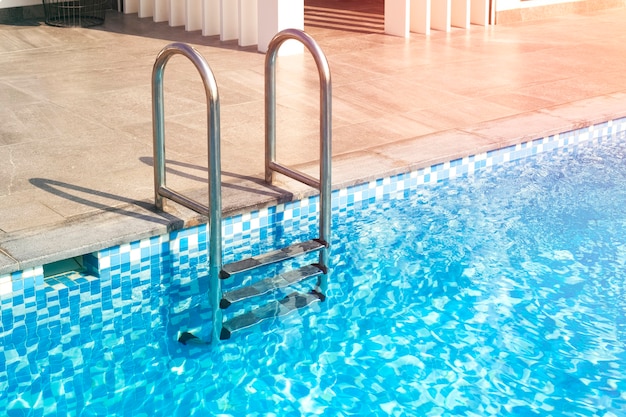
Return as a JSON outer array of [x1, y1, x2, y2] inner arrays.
[[2, 123, 626, 416]]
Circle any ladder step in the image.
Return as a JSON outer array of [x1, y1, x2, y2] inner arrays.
[[220, 290, 325, 340], [220, 264, 324, 309], [220, 239, 327, 279]]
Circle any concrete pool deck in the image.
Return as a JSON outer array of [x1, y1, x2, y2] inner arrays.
[[1, 5, 626, 275]]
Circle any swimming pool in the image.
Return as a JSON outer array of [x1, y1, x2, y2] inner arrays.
[[2, 119, 626, 416]]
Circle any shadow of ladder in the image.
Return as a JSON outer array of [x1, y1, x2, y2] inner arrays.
[[151, 29, 332, 342]]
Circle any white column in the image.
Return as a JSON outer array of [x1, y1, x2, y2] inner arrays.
[[384, 0, 410, 37], [431, 0, 451, 32], [470, 0, 489, 25], [238, 0, 258, 47], [154, 0, 169, 22], [186, 0, 202, 31], [124, 0, 139, 14], [202, 0, 220, 36], [257, 0, 304, 55], [138, 0, 152, 17], [451, 0, 470, 28], [170, 0, 186, 26], [220, 0, 239, 41], [410, 0, 431, 35]]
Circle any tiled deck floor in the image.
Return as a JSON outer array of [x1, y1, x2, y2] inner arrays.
[[1, 4, 626, 273]]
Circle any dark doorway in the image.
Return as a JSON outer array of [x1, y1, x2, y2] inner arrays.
[[304, 0, 385, 34]]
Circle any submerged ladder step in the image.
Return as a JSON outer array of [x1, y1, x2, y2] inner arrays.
[[220, 264, 325, 309], [220, 290, 325, 340], [220, 239, 327, 279]]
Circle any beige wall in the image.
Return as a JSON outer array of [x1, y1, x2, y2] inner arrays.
[[0, 0, 40, 8], [495, 0, 626, 23], [497, 0, 580, 12]]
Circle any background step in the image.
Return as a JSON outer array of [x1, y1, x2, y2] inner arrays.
[[220, 239, 327, 278], [220, 290, 325, 340], [220, 264, 324, 309]]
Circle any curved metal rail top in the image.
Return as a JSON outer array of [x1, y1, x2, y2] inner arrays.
[[152, 42, 223, 343], [264, 29, 332, 191], [152, 42, 221, 218]]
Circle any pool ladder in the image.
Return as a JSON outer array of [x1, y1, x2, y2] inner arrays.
[[152, 29, 331, 342]]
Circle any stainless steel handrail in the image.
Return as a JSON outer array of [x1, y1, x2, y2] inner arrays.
[[152, 42, 223, 343], [265, 29, 332, 295]]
